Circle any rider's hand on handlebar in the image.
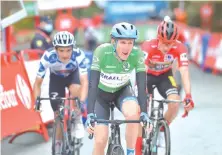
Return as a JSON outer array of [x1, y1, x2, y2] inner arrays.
[[183, 94, 194, 111], [140, 112, 152, 127], [86, 113, 96, 134], [140, 112, 153, 133], [182, 94, 194, 118]]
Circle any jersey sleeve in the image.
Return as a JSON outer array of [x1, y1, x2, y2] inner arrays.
[[90, 45, 104, 72], [36, 51, 50, 78], [177, 44, 189, 67], [135, 49, 146, 73], [75, 48, 88, 75]]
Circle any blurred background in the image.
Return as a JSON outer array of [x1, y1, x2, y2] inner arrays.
[[1, 0, 222, 51], [1, 1, 222, 155]]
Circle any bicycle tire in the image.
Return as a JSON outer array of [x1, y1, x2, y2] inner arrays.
[[67, 116, 82, 155], [151, 119, 171, 155], [52, 118, 66, 155], [107, 144, 124, 155], [67, 119, 74, 155], [74, 139, 82, 155], [142, 127, 151, 155]]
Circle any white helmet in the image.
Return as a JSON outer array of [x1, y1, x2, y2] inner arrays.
[[53, 31, 76, 47]]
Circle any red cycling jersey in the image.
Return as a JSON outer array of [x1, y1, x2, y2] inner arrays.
[[141, 39, 189, 76]]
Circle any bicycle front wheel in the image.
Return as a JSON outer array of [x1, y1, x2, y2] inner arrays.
[[107, 144, 124, 155], [52, 118, 66, 155], [151, 120, 171, 155], [142, 127, 151, 155]]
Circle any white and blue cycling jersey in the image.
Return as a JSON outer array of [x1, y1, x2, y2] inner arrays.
[[37, 47, 88, 78]]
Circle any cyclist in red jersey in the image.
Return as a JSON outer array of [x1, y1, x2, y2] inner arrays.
[[135, 16, 195, 155]]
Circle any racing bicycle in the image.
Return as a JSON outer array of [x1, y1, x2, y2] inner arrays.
[[36, 97, 83, 155], [89, 102, 147, 155], [142, 86, 184, 155]]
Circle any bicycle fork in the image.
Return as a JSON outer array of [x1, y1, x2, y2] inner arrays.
[[148, 98, 165, 153]]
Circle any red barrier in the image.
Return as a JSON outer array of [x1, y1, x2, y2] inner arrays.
[[204, 34, 222, 74], [1, 52, 49, 142], [203, 34, 219, 71], [20, 49, 55, 126]]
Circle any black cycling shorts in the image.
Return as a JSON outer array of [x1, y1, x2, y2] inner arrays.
[[146, 70, 178, 99], [94, 85, 138, 124], [49, 68, 80, 111]]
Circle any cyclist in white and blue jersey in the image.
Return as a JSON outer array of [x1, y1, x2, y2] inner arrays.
[[33, 31, 88, 155]]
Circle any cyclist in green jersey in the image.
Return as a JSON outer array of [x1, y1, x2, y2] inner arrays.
[[86, 22, 150, 155]]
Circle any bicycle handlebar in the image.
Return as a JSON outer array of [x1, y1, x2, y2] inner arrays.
[[35, 97, 81, 111], [152, 98, 189, 118], [38, 97, 79, 101], [88, 119, 146, 140], [92, 119, 141, 125], [152, 98, 184, 104]]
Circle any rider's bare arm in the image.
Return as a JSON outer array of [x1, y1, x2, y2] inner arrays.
[[179, 66, 191, 95], [79, 74, 89, 102], [34, 51, 50, 100], [33, 77, 44, 100], [177, 43, 191, 95]]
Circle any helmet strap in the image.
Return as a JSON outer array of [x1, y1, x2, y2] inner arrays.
[[112, 39, 122, 62]]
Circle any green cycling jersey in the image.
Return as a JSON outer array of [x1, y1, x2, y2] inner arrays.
[[91, 43, 146, 93]]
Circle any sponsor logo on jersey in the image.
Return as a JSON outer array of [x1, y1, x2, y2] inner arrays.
[[55, 69, 74, 74], [164, 54, 174, 62], [180, 53, 188, 61], [122, 61, 130, 71], [152, 55, 160, 59], [138, 57, 145, 64], [105, 51, 112, 54], [100, 72, 131, 88], [181, 62, 188, 66], [101, 73, 126, 81], [105, 65, 116, 69]]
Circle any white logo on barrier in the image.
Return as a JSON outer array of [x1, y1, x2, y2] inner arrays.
[[16, 74, 32, 109], [0, 85, 18, 110]]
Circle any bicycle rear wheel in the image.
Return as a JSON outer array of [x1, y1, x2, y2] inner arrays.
[[52, 118, 66, 155], [151, 120, 171, 155]]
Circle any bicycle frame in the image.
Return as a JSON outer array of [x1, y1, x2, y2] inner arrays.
[[38, 97, 82, 155], [143, 86, 183, 155]]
